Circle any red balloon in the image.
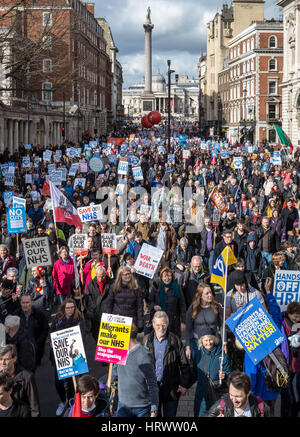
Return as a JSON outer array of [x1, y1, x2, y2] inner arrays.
[[148, 111, 162, 125], [141, 115, 153, 128]]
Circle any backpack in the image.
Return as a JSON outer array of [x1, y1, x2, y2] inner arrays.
[[219, 395, 264, 417], [261, 347, 290, 391]]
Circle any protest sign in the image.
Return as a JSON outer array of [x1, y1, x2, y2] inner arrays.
[[183, 150, 191, 159], [4, 174, 14, 187], [210, 187, 226, 215], [178, 134, 187, 146], [22, 157, 31, 168], [23, 236, 52, 268], [50, 325, 88, 380], [69, 234, 88, 256], [226, 297, 285, 365], [50, 171, 62, 186], [233, 157, 243, 169], [101, 233, 117, 255], [273, 270, 300, 310], [77, 204, 103, 223], [68, 163, 78, 176], [73, 178, 86, 189], [3, 191, 14, 208], [13, 196, 26, 209], [132, 166, 144, 181], [43, 150, 52, 162], [88, 156, 105, 173], [95, 313, 132, 365], [168, 154, 175, 164], [78, 162, 87, 173], [58, 168, 67, 181], [118, 159, 128, 175], [25, 174, 33, 184], [134, 243, 163, 279], [6, 206, 27, 233]]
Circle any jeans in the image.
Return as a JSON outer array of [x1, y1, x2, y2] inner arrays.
[[158, 398, 179, 418], [203, 250, 215, 275], [116, 402, 151, 417]]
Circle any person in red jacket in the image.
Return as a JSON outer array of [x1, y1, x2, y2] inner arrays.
[[52, 246, 75, 304]]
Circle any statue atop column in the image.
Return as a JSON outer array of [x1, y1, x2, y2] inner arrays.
[[146, 6, 151, 24]]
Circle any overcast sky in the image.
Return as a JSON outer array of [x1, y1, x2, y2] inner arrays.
[[94, 0, 282, 88]]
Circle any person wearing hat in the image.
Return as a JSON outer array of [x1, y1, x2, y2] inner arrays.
[[171, 237, 194, 282], [191, 325, 231, 417]]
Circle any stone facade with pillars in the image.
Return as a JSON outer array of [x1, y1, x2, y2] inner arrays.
[[277, 0, 300, 149]]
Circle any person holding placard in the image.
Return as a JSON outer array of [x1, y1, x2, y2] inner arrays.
[[48, 298, 86, 416], [104, 265, 144, 333], [0, 244, 17, 281]]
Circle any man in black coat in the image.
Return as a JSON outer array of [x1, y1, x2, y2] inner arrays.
[[0, 372, 30, 417], [0, 344, 40, 417], [17, 294, 49, 367], [212, 229, 239, 267], [143, 310, 192, 417], [281, 198, 299, 240]]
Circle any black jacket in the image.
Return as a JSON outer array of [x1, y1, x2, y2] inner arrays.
[[18, 306, 49, 358], [144, 330, 193, 402], [212, 240, 239, 266], [6, 328, 36, 373], [206, 393, 271, 417], [85, 277, 112, 324], [104, 283, 144, 330], [0, 399, 31, 417], [13, 364, 40, 417], [233, 230, 248, 259]]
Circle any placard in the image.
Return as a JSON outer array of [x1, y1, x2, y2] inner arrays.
[[95, 313, 132, 365], [77, 204, 103, 223], [3, 191, 14, 208], [101, 233, 117, 255], [73, 178, 86, 189], [226, 297, 285, 365], [23, 236, 52, 268], [132, 166, 144, 181], [273, 270, 300, 311], [88, 156, 105, 173], [134, 243, 163, 279], [68, 163, 78, 177], [13, 196, 26, 209], [69, 234, 88, 255], [6, 206, 27, 234], [118, 159, 128, 175], [50, 325, 88, 380]]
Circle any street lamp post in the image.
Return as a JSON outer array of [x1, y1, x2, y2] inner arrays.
[[167, 59, 175, 151], [243, 88, 247, 143]]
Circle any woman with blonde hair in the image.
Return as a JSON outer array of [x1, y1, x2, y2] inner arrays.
[[148, 266, 186, 337], [185, 283, 224, 360], [104, 265, 144, 332]]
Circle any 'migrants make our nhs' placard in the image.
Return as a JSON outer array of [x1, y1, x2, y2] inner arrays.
[[226, 297, 284, 365], [273, 270, 300, 311]]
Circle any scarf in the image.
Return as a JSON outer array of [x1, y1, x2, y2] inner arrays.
[[97, 277, 106, 294], [158, 280, 180, 312]]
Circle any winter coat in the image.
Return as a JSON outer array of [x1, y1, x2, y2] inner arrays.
[[52, 257, 75, 296], [83, 259, 107, 292], [150, 223, 177, 261], [144, 330, 192, 402], [281, 312, 300, 374], [13, 364, 40, 417], [256, 225, 280, 254], [233, 230, 248, 258], [104, 283, 144, 330], [85, 277, 112, 326], [192, 342, 232, 417], [0, 399, 31, 417], [170, 245, 194, 271], [6, 327, 36, 372], [149, 280, 186, 337], [25, 275, 53, 309], [0, 255, 17, 279]]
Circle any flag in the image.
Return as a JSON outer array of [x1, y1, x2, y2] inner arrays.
[[210, 246, 237, 290], [49, 181, 82, 228], [72, 393, 86, 417], [274, 124, 293, 154], [210, 187, 226, 215]]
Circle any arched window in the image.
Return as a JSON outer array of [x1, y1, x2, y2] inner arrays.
[[269, 59, 276, 71], [269, 36, 277, 48]]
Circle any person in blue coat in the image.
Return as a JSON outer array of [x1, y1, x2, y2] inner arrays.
[[244, 277, 283, 415], [192, 326, 232, 417]]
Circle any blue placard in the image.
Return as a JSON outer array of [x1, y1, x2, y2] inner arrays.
[[226, 297, 284, 365], [7, 206, 27, 234], [3, 191, 14, 208], [88, 156, 105, 173], [178, 134, 187, 146], [273, 270, 300, 310]]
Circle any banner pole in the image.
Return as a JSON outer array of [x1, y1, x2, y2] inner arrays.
[[220, 246, 229, 384], [106, 363, 113, 391]]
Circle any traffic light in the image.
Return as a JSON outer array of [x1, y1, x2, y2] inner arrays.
[[61, 126, 65, 137], [93, 126, 97, 135]]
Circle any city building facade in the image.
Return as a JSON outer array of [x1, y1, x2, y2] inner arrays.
[[277, 0, 300, 148]]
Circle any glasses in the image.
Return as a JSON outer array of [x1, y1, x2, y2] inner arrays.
[[122, 273, 132, 277], [193, 265, 202, 269]]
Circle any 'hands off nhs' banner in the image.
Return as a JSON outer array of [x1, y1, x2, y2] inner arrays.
[[274, 270, 300, 311]]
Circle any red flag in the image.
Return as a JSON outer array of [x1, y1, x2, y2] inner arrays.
[[49, 181, 82, 228], [42, 181, 50, 197], [108, 137, 124, 146], [72, 393, 85, 417]]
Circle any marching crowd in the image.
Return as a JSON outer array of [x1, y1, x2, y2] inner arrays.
[[0, 124, 299, 418]]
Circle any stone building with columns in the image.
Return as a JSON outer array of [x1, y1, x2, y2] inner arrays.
[[277, 0, 300, 149], [122, 73, 199, 121]]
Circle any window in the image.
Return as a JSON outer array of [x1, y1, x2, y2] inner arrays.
[[268, 81, 277, 95], [243, 41, 246, 53], [43, 59, 52, 73], [42, 36, 52, 50], [43, 12, 52, 26], [251, 37, 254, 50], [268, 103, 276, 119], [42, 82, 52, 101], [268, 129, 276, 142], [269, 36, 277, 48], [269, 59, 276, 71]]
